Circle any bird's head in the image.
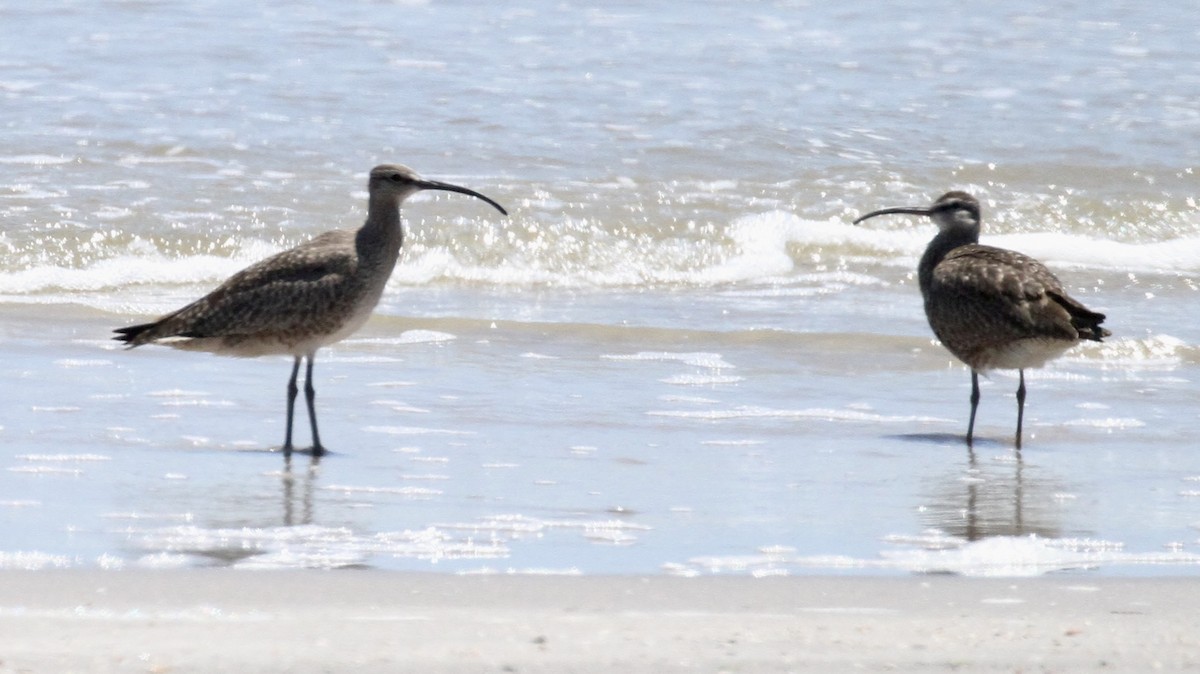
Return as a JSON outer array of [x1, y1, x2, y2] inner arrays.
[[853, 190, 980, 237], [368, 164, 508, 216]]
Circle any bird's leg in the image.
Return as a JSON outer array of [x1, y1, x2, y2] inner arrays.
[[283, 356, 302, 458], [1015, 369, 1026, 450], [304, 354, 326, 457], [966, 370, 981, 446]]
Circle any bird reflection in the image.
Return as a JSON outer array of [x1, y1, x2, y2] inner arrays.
[[282, 452, 320, 526], [919, 448, 1066, 540]]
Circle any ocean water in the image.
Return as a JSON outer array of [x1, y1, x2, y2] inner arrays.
[[1, 0, 1199, 576]]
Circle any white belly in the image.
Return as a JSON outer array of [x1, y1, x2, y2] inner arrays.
[[977, 337, 1075, 371]]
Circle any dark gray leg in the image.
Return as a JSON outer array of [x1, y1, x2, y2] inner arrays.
[[283, 356, 302, 457], [1015, 369, 1027, 450], [303, 354, 326, 457], [966, 370, 981, 446]]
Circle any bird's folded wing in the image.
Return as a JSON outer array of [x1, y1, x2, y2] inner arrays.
[[158, 236, 359, 340], [930, 245, 1078, 342]]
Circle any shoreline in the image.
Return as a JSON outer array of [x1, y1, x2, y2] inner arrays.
[[1, 572, 1197, 672]]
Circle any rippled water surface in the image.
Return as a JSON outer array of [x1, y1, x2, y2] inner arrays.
[[1, 0, 1198, 575]]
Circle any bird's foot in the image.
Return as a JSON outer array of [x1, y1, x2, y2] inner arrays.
[[279, 443, 327, 459]]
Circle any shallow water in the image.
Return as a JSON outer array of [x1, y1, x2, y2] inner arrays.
[[1, 0, 1199, 575]]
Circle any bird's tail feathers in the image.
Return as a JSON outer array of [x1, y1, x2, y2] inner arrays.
[[1048, 291, 1110, 342], [112, 321, 161, 347], [1077, 322, 1112, 342]]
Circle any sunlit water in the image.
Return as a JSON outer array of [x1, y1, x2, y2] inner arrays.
[[1, 0, 1198, 576]]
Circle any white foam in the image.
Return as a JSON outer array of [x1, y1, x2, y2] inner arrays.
[[1058, 417, 1146, 429], [352, 330, 457, 345], [370, 400, 430, 414], [158, 399, 237, 408], [602, 351, 735, 369], [1083, 335, 1190, 370], [7, 466, 84, 476], [879, 535, 1102, 577], [520, 352, 559, 359], [4, 203, 1198, 307], [660, 374, 745, 385], [364, 425, 473, 436], [679, 533, 1200, 577], [0, 551, 73, 570], [321, 484, 442, 498], [53, 359, 112, 369], [649, 405, 948, 424], [158, 522, 510, 568], [0, 243, 279, 296], [101, 511, 193, 522], [435, 514, 652, 539], [583, 530, 639, 546], [325, 355, 404, 363], [397, 474, 450, 481], [0, 154, 74, 165], [659, 395, 719, 404], [147, 389, 211, 397], [16, 454, 111, 462], [455, 566, 584, 576], [136, 552, 197, 569], [96, 554, 127, 570]]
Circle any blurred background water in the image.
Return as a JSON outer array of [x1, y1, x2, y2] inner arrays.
[[1, 0, 1198, 575]]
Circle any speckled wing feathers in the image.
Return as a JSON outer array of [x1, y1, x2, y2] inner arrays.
[[124, 231, 366, 351], [924, 244, 1090, 367]]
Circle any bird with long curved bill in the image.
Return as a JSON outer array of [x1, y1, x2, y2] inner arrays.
[[854, 191, 1110, 449], [114, 164, 508, 458]]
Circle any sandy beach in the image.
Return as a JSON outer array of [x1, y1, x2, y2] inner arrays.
[[0, 572, 1197, 673]]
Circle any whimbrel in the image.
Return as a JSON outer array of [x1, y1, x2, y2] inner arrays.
[[114, 164, 507, 457], [854, 191, 1109, 449]]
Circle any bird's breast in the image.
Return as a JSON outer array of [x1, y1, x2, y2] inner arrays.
[[952, 335, 1076, 372]]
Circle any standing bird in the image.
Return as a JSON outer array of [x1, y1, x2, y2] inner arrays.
[[114, 164, 508, 458], [854, 191, 1109, 449]]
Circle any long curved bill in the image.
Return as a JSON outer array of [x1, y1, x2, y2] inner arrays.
[[852, 206, 931, 225], [416, 179, 508, 216]]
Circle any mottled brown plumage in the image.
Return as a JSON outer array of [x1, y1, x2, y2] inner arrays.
[[115, 164, 507, 457], [855, 191, 1109, 449]]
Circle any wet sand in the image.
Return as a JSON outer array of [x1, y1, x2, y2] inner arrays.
[[7, 302, 1197, 577], [1, 571, 1197, 673]]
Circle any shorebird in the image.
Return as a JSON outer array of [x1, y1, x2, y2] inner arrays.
[[854, 190, 1109, 449], [114, 164, 507, 458]]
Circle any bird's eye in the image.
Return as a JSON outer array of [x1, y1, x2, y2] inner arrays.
[[390, 174, 403, 183]]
